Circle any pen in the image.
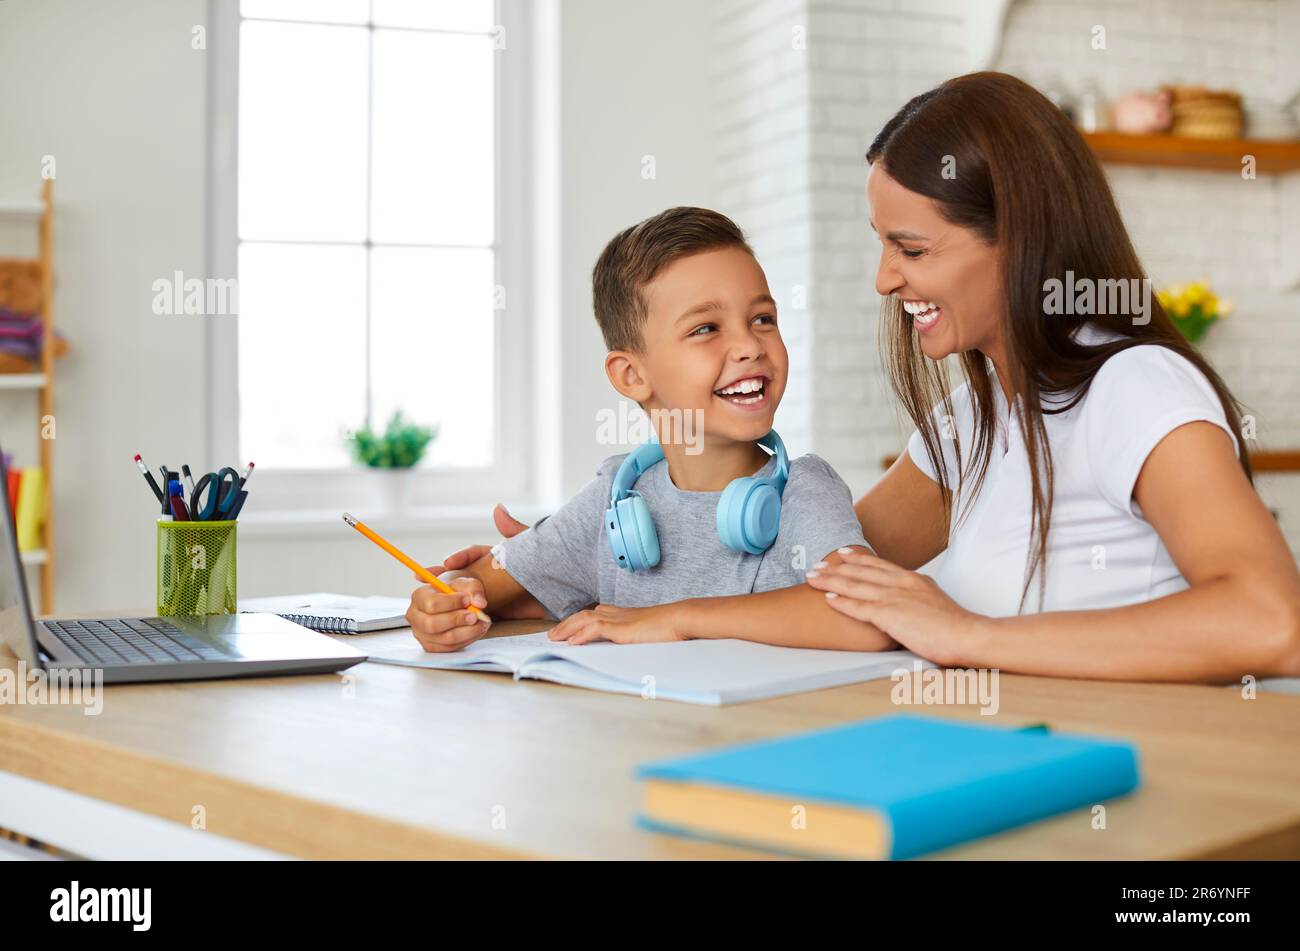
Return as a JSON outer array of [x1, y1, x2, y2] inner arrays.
[[238, 461, 255, 489], [134, 454, 164, 504], [168, 480, 191, 521], [227, 489, 248, 520], [159, 467, 172, 516], [341, 512, 490, 623], [181, 464, 197, 496]]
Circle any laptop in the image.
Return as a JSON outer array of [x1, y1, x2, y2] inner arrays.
[[0, 478, 367, 684]]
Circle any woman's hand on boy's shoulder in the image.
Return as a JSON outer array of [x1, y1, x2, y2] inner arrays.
[[549, 602, 688, 646]]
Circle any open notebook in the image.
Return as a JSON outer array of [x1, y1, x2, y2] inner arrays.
[[238, 592, 410, 634], [366, 631, 934, 706]]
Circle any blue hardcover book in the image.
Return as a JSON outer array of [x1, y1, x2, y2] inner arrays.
[[636, 714, 1140, 859]]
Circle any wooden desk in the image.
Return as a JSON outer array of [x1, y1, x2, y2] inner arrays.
[[3, 618, 1299, 859]]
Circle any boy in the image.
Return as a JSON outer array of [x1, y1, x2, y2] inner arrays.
[[407, 207, 894, 651]]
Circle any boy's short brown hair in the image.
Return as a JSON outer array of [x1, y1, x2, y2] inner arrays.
[[592, 206, 753, 353]]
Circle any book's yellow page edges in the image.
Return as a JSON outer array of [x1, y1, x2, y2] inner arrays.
[[643, 779, 891, 860]]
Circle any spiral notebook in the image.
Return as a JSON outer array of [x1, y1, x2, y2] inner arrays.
[[238, 592, 410, 634]]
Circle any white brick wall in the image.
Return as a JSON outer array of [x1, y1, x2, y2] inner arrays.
[[805, 0, 968, 494], [713, 0, 1300, 556], [712, 0, 817, 460], [712, 0, 968, 494]]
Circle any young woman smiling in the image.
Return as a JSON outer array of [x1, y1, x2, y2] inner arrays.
[[430, 72, 1300, 684], [809, 71, 1300, 682]]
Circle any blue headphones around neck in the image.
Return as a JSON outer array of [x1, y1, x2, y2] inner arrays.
[[604, 430, 789, 571]]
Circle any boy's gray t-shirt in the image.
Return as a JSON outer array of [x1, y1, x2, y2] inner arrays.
[[495, 452, 870, 620]]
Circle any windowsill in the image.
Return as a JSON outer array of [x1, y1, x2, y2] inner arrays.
[[236, 503, 554, 540]]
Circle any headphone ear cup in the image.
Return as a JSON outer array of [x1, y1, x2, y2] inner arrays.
[[742, 482, 782, 552], [717, 478, 781, 554], [611, 494, 660, 570], [717, 477, 754, 553], [629, 494, 660, 568], [605, 502, 632, 570]]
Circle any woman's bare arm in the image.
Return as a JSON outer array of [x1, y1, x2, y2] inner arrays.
[[947, 422, 1300, 681], [854, 452, 950, 569]]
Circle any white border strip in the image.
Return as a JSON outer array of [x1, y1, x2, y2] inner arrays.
[[0, 769, 291, 860]]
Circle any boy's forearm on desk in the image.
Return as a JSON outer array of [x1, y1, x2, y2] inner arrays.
[[676, 584, 896, 651]]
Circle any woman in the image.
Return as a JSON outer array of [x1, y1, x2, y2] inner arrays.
[[432, 72, 1300, 683]]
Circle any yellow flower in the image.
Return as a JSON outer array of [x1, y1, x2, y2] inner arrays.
[[1218, 297, 1233, 317], [1172, 298, 1190, 318], [1157, 289, 1172, 308], [1185, 282, 1207, 305]]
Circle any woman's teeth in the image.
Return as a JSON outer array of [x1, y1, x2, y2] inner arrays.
[[902, 299, 941, 329], [715, 377, 766, 404]]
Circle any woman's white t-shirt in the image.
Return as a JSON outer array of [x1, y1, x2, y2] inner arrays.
[[906, 327, 1239, 617]]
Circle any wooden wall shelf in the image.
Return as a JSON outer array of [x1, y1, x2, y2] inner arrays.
[[1081, 131, 1300, 173]]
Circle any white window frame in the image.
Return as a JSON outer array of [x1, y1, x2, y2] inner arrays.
[[204, 0, 554, 524]]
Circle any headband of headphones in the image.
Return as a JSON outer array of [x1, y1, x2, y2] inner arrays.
[[610, 430, 787, 502]]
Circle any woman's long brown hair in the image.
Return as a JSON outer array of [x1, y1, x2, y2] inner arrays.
[[867, 71, 1252, 613]]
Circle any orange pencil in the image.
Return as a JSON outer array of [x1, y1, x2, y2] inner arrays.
[[342, 512, 491, 623]]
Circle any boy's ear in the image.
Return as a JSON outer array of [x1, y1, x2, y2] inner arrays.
[[604, 350, 653, 403]]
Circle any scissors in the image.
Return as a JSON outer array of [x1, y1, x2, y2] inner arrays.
[[189, 467, 241, 521]]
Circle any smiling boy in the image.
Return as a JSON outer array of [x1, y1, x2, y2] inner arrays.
[[406, 207, 895, 651]]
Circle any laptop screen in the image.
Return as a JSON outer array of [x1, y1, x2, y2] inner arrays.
[[0, 455, 42, 668]]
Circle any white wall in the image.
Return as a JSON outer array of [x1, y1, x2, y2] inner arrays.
[[0, 0, 719, 612], [0, 0, 208, 612], [556, 0, 720, 492]]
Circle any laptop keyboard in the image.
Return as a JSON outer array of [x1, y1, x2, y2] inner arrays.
[[43, 618, 227, 666]]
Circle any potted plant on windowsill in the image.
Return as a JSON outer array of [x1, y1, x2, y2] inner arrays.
[[346, 411, 439, 515]]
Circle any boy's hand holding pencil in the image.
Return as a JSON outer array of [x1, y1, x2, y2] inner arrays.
[[405, 576, 493, 653], [341, 511, 494, 651]]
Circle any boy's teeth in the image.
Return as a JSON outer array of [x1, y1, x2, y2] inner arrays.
[[716, 378, 764, 395]]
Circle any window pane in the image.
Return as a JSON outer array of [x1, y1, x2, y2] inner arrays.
[[370, 30, 494, 246], [239, 21, 368, 241], [241, 0, 370, 24], [372, 0, 496, 32], [368, 247, 495, 467], [239, 243, 367, 467]]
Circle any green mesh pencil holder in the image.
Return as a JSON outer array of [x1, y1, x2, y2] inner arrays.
[[156, 520, 237, 616]]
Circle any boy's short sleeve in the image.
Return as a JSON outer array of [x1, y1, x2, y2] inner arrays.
[[494, 458, 618, 620], [1084, 345, 1239, 518], [763, 454, 871, 588]]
